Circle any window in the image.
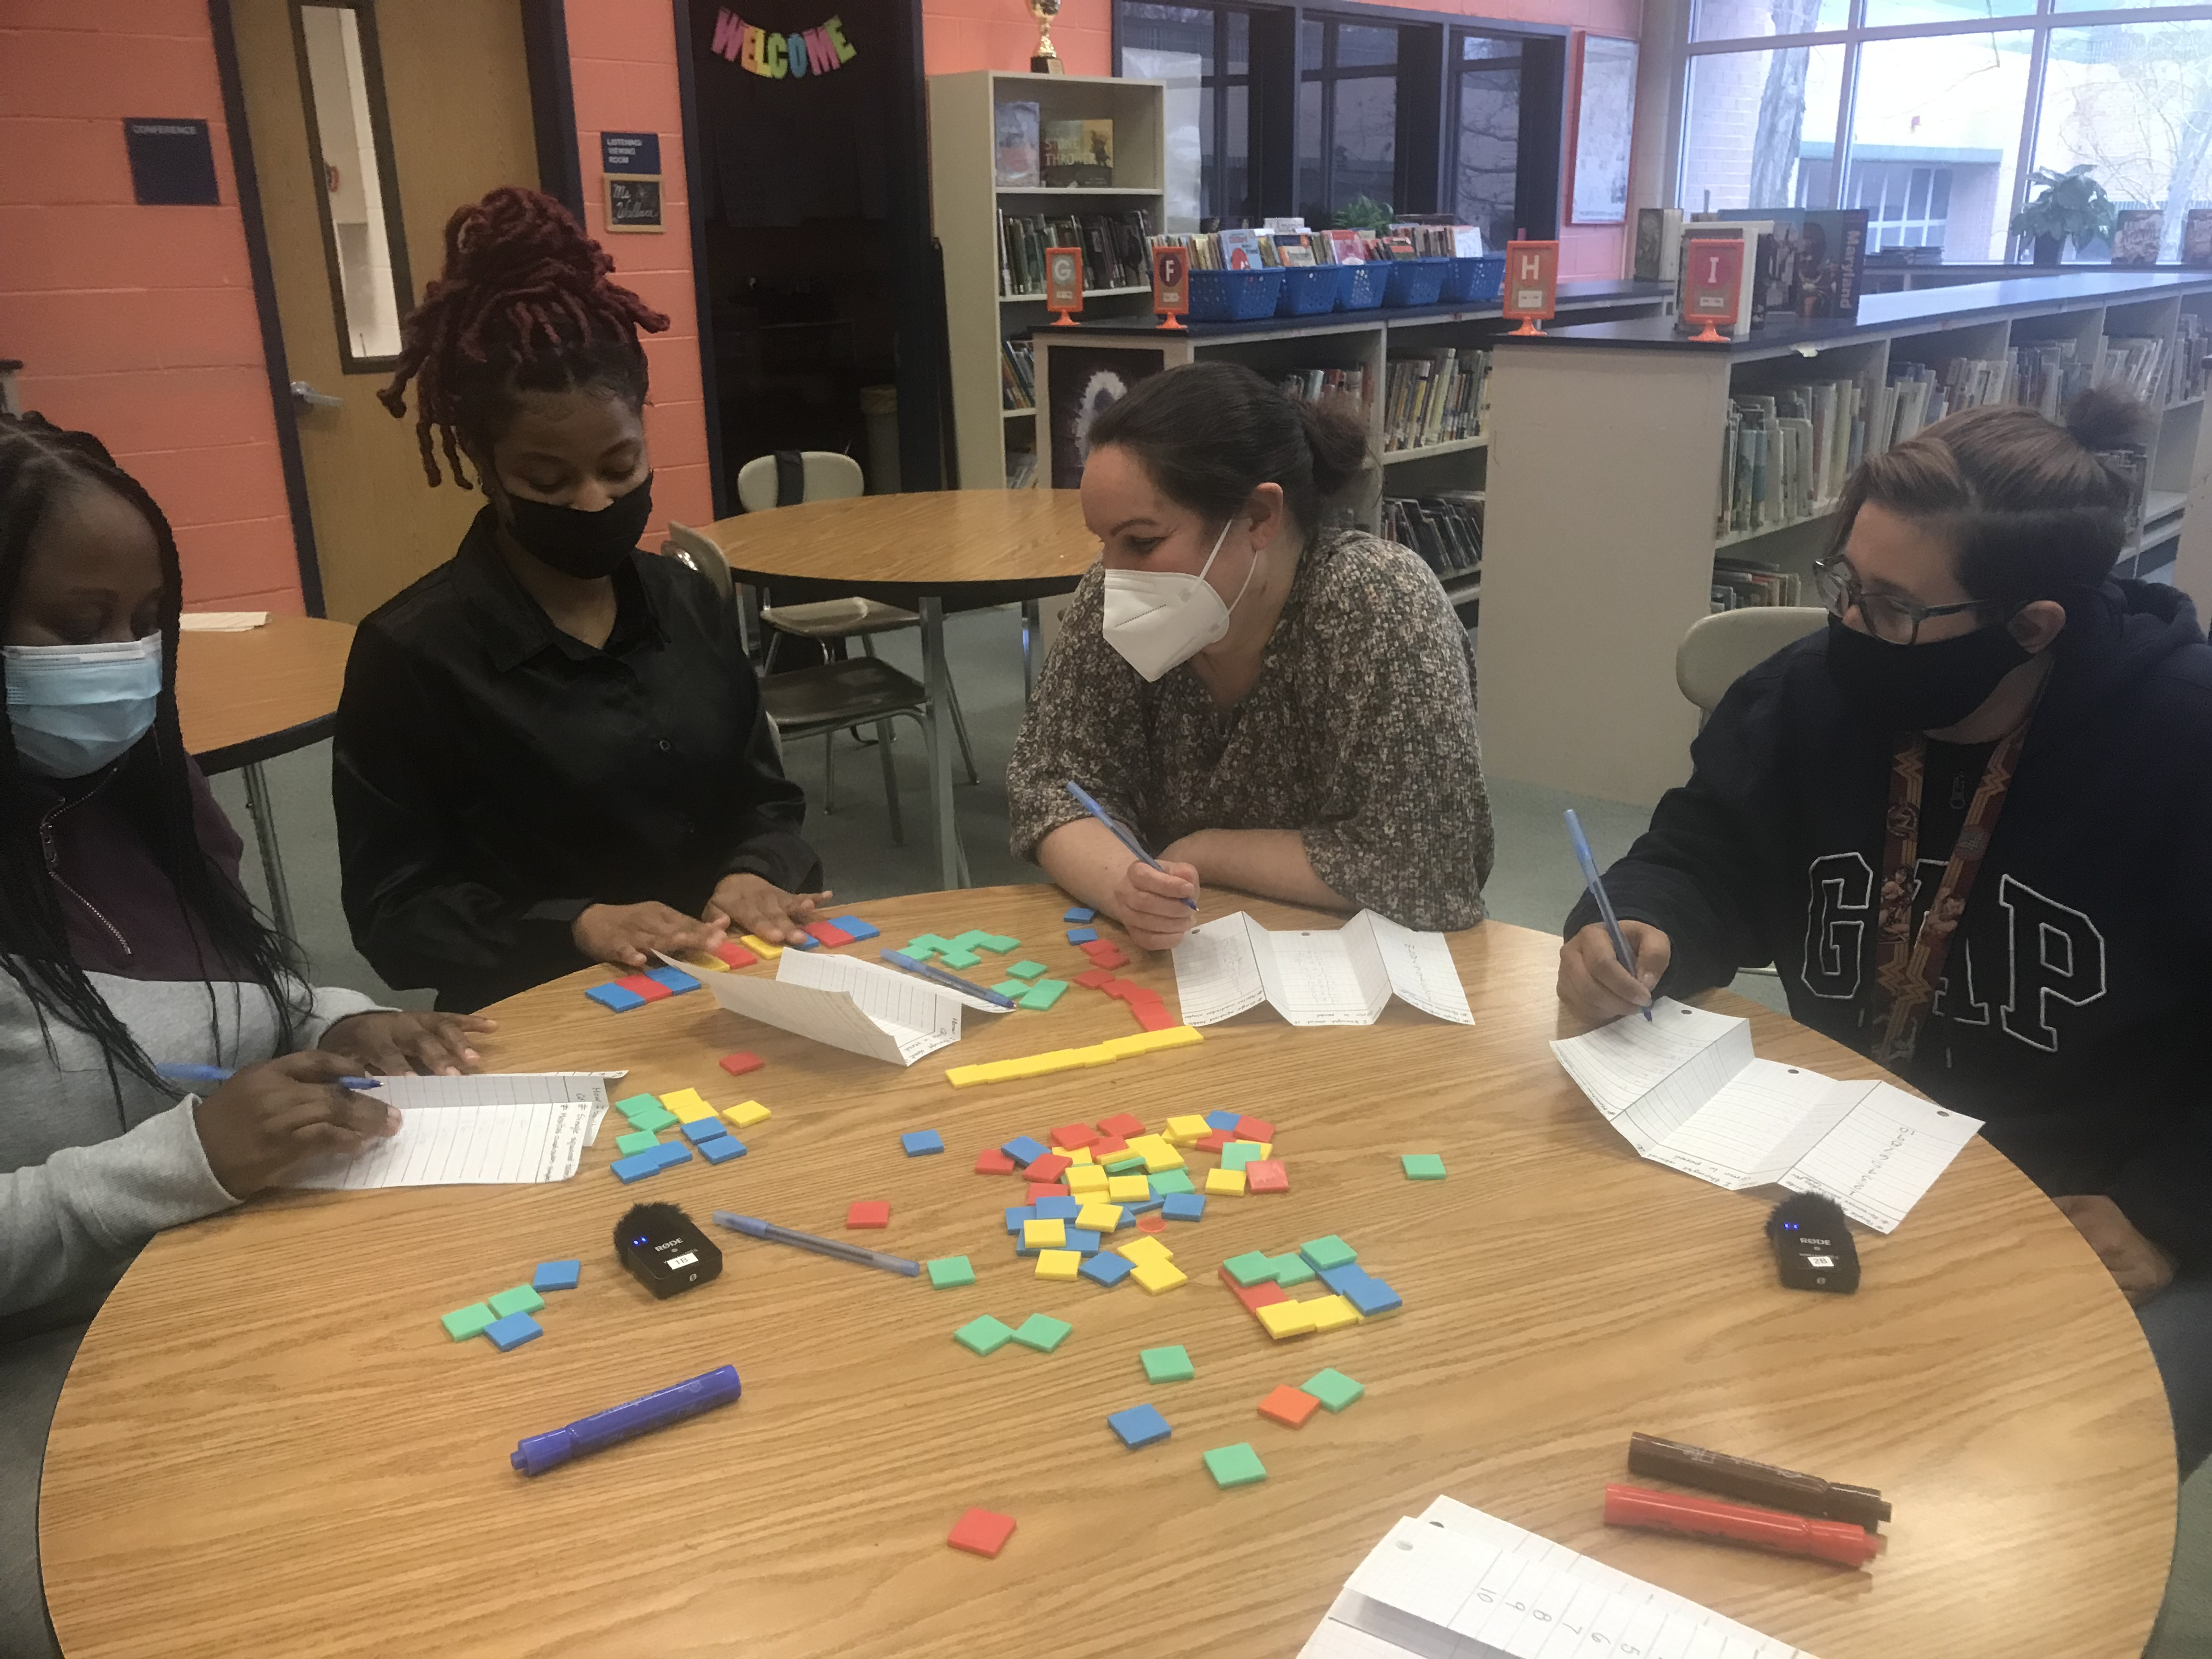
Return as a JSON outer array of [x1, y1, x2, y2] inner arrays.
[[295, 1, 410, 369], [1451, 34, 1522, 250], [1300, 18, 1400, 223], [1843, 32, 2027, 259], [1120, 2, 1255, 229], [1680, 44, 1843, 215], [2034, 19, 2212, 261]]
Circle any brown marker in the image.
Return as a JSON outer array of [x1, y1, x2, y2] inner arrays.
[[1628, 1432, 1891, 1530]]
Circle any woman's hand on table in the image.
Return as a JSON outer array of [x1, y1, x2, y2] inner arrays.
[[1111, 855, 1201, 952], [194, 1051, 401, 1198], [573, 901, 725, 969], [1557, 921, 1671, 1023], [2055, 1194, 2177, 1305], [321, 1011, 493, 1076], [703, 873, 830, 947]]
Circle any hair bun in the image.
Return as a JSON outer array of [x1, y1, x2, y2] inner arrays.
[[2063, 385, 2152, 454]]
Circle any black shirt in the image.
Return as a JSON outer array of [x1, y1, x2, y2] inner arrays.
[[334, 508, 820, 1011]]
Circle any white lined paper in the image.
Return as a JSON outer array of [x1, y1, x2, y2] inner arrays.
[[284, 1071, 618, 1189], [689, 948, 977, 1065], [1172, 910, 1474, 1029], [1551, 1000, 1980, 1231]]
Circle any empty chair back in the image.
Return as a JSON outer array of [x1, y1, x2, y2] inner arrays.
[[1676, 607, 1827, 721], [735, 450, 866, 512]]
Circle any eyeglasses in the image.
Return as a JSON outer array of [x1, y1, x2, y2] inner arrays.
[[1813, 554, 2008, 647]]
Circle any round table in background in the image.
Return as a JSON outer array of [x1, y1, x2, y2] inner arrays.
[[40, 895, 2174, 1659], [176, 613, 356, 940], [704, 490, 1098, 888]]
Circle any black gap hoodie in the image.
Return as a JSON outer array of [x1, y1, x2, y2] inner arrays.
[[1567, 580, 2212, 1269]]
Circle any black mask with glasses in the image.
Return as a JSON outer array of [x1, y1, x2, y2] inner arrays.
[[1813, 554, 2013, 647]]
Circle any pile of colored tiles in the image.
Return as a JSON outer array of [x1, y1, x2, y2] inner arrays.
[[437, 1259, 581, 1352], [608, 1087, 768, 1181]]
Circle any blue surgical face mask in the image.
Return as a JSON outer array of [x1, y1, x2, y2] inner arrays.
[[3, 634, 163, 778]]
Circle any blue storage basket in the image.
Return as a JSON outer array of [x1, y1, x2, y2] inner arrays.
[[1276, 265, 1342, 316], [1188, 267, 1286, 322], [1381, 256, 1451, 307], [1438, 253, 1506, 304], [1336, 263, 1386, 311]]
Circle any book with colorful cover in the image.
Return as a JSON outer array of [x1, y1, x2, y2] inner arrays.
[[1041, 119, 1114, 188], [994, 101, 1040, 188]]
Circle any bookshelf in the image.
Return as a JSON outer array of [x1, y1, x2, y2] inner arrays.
[[928, 70, 1166, 490], [1478, 269, 2212, 805]]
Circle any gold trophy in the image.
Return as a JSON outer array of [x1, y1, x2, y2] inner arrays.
[[1030, 0, 1064, 74]]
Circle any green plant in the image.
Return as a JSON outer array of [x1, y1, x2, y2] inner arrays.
[[2010, 165, 2117, 250], [1331, 195, 1395, 234]]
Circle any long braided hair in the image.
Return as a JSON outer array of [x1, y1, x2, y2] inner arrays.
[[0, 413, 304, 1094], [377, 186, 670, 488]]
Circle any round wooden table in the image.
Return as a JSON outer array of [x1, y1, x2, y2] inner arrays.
[[176, 614, 357, 939], [40, 893, 2174, 1659], [704, 492, 1098, 889]]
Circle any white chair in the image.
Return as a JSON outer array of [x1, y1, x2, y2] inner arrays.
[[1676, 607, 1827, 723]]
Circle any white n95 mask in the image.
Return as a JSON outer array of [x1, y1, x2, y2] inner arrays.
[[1100, 518, 1260, 682], [4, 634, 163, 778]]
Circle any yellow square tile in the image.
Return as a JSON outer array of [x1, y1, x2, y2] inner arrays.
[[1066, 1165, 1109, 1195], [1307, 1294, 1362, 1332], [1127, 1135, 1184, 1173], [661, 1089, 715, 1124], [1131, 1259, 1188, 1294], [1164, 1114, 1210, 1144], [740, 934, 784, 959], [1075, 1203, 1121, 1233], [1259, 1300, 1318, 1340], [1023, 1218, 1067, 1249], [1036, 1249, 1081, 1280], [1105, 1175, 1150, 1204], [1205, 1167, 1246, 1197], [724, 1099, 771, 1128], [1056, 1147, 1096, 1165], [685, 952, 731, 973], [1116, 1235, 1173, 1268]]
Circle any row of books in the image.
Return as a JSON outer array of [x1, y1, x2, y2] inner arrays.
[[997, 210, 1152, 298], [1711, 557, 1805, 611], [1006, 448, 1039, 489], [2095, 334, 2173, 407], [1000, 339, 1036, 410], [1716, 377, 1866, 539], [1274, 366, 1369, 409], [1149, 222, 1480, 272], [2173, 315, 2211, 403], [992, 105, 1115, 189], [1382, 492, 1483, 582], [1381, 348, 1489, 452]]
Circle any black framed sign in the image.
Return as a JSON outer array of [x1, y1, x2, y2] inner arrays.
[[602, 129, 663, 232], [124, 119, 219, 206]]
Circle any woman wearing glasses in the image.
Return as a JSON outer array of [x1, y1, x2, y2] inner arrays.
[[1555, 388, 2212, 1476]]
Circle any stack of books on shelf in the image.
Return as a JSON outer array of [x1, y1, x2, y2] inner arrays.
[[997, 209, 1152, 298], [1381, 348, 1489, 452], [2171, 315, 2210, 403], [2009, 338, 2096, 421], [1275, 366, 1368, 411], [1381, 490, 1482, 583], [1716, 377, 1864, 540], [1006, 449, 1039, 489], [1000, 338, 1035, 411], [2095, 334, 2172, 407], [1712, 557, 1804, 610]]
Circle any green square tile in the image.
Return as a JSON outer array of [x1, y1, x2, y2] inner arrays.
[[1223, 1142, 1266, 1171], [614, 1128, 661, 1156], [949, 929, 992, 949], [955, 1314, 1016, 1355], [1401, 1153, 1447, 1181], [1148, 1169, 1196, 1196], [1011, 1313, 1072, 1352], [980, 935, 1021, 953], [1271, 1254, 1316, 1287], [1302, 1368, 1366, 1413], [1104, 1152, 1147, 1174], [991, 979, 1029, 998], [1019, 978, 1069, 1011], [625, 1103, 679, 1133], [440, 1302, 496, 1341], [488, 1284, 544, 1318], [905, 934, 949, 957], [1223, 1251, 1274, 1286], [1007, 960, 1049, 981], [928, 1255, 977, 1290], [941, 948, 984, 969], [1300, 1235, 1359, 1271], [614, 1092, 664, 1123], [1140, 1344, 1195, 1383], [1204, 1442, 1268, 1488]]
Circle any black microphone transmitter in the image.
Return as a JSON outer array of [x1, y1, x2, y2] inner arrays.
[[616, 1203, 724, 1299], [1767, 1192, 1859, 1294]]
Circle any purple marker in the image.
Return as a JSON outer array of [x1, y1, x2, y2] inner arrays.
[[510, 1363, 742, 1476]]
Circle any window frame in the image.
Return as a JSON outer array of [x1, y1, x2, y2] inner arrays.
[[287, 0, 413, 375], [1672, 0, 2212, 259]]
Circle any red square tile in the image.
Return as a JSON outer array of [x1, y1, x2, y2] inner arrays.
[[1259, 1385, 1321, 1428], [804, 921, 855, 947], [1245, 1159, 1289, 1194], [1079, 938, 1119, 958], [847, 1201, 891, 1229], [1096, 1114, 1146, 1138], [1024, 1154, 1071, 1184], [1025, 1181, 1070, 1202], [947, 1506, 1017, 1558], [1086, 950, 1130, 970], [974, 1148, 1017, 1175], [719, 1051, 764, 1076], [1194, 1130, 1233, 1153], [1048, 1122, 1096, 1148], [1234, 1115, 1277, 1142], [1090, 1135, 1128, 1158], [614, 974, 672, 1002], [1098, 980, 1138, 1002], [1218, 1267, 1289, 1313], [713, 941, 759, 968], [1072, 968, 1115, 989], [1134, 1004, 1177, 1032]]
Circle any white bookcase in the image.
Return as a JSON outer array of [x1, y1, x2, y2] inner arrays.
[[1477, 270, 2212, 806], [928, 70, 1166, 490]]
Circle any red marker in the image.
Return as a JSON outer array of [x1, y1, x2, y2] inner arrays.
[[1604, 1483, 1877, 1568]]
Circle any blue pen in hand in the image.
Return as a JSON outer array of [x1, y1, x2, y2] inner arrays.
[[158, 1063, 382, 1091], [1064, 780, 1198, 910], [1564, 809, 1652, 1022]]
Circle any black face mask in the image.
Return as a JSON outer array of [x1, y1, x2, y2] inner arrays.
[[1823, 612, 2034, 732], [500, 473, 654, 579]]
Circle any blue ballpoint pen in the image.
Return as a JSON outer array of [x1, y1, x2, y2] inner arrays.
[[712, 1210, 922, 1277], [159, 1062, 382, 1091], [879, 949, 1021, 1010], [1564, 809, 1652, 1022], [1064, 780, 1198, 909], [510, 1364, 743, 1476]]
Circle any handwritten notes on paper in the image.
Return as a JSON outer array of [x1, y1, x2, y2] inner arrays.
[[285, 1073, 619, 1190], [692, 947, 1001, 1066], [1171, 910, 1474, 1029], [1550, 998, 1980, 1231], [1302, 1494, 1820, 1659]]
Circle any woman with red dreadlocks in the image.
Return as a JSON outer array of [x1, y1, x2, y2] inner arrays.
[[334, 188, 823, 1012]]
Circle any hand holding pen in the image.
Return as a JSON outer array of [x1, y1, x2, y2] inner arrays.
[[1559, 810, 1669, 1025], [1062, 781, 1201, 952], [183, 1053, 403, 1199]]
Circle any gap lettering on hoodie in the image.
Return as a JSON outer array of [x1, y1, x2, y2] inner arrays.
[[1996, 873, 2107, 1051]]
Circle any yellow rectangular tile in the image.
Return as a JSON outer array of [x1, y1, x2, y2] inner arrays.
[[1131, 1259, 1188, 1294], [1075, 1203, 1121, 1233], [724, 1099, 771, 1128], [1023, 1218, 1067, 1249], [661, 1089, 716, 1124], [740, 934, 784, 959], [1066, 1165, 1109, 1195], [1116, 1235, 1173, 1268], [1205, 1168, 1246, 1197], [1105, 1175, 1150, 1204], [1036, 1249, 1081, 1280], [1306, 1294, 1362, 1332], [1164, 1114, 1210, 1144], [1258, 1300, 1318, 1340]]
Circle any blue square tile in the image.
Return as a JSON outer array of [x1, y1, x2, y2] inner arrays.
[[901, 1129, 945, 1156], [1004, 1205, 1036, 1233], [1063, 906, 1096, 923], [1033, 1195, 1081, 1221], [1161, 1193, 1206, 1221], [1342, 1276, 1403, 1317], [1001, 1135, 1048, 1166], [1064, 1228, 1101, 1254], [682, 1118, 729, 1144], [585, 983, 645, 1012], [641, 965, 702, 994], [532, 1260, 580, 1292], [1080, 1252, 1134, 1288], [1317, 1262, 1372, 1295], [830, 915, 880, 940], [1066, 927, 1099, 944], [1204, 1109, 1242, 1131], [1107, 1403, 1172, 1449], [483, 1311, 543, 1351], [698, 1135, 746, 1164]]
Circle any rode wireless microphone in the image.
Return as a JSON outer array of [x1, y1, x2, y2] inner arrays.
[[1767, 1192, 1859, 1294]]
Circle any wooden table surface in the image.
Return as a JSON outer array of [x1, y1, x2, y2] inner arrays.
[[40, 890, 2174, 1659], [175, 614, 356, 771], [703, 489, 1097, 605]]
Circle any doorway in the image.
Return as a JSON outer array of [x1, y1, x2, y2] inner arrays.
[[223, 0, 549, 622], [680, 0, 943, 498]]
